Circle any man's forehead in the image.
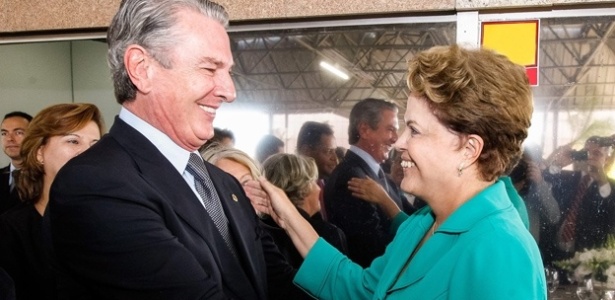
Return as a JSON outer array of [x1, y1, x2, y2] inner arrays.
[[0, 119, 29, 131]]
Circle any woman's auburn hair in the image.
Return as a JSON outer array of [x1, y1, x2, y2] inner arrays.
[[17, 103, 105, 203], [407, 44, 533, 181]]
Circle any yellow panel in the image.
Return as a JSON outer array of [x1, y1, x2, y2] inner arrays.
[[482, 21, 538, 66]]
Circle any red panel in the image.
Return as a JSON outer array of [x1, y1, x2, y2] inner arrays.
[[525, 67, 538, 86]]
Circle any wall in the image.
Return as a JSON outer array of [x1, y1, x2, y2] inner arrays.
[[0, 40, 118, 166], [1, 0, 615, 33]]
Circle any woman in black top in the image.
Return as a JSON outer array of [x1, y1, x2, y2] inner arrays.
[[261, 153, 348, 267], [0, 103, 104, 300]]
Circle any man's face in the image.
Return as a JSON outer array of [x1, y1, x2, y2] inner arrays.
[[1, 116, 30, 162], [360, 109, 399, 163], [139, 9, 236, 151], [308, 134, 338, 178], [583, 140, 608, 173]]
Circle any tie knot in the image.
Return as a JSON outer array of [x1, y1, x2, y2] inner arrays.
[[186, 153, 208, 180]]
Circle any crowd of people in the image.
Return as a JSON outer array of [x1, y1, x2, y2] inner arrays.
[[0, 0, 613, 299]]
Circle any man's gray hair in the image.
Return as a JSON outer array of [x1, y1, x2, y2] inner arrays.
[[348, 98, 397, 145], [107, 0, 229, 104]]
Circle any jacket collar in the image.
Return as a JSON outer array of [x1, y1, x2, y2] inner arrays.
[[378, 179, 525, 294]]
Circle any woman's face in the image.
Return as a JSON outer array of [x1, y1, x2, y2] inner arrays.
[[215, 158, 253, 185], [37, 121, 101, 181], [304, 180, 321, 212], [393, 93, 464, 200]]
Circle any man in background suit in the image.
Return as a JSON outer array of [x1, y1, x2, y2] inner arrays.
[[0, 111, 32, 213], [324, 98, 409, 267], [544, 135, 615, 261], [46, 1, 300, 299]]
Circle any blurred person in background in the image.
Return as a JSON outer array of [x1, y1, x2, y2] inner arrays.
[[0, 111, 32, 214], [255, 134, 284, 164], [508, 143, 560, 265], [545, 135, 615, 260], [261, 153, 347, 268], [323, 98, 407, 267], [200, 142, 266, 217], [0, 103, 103, 300], [201, 127, 235, 150], [296, 121, 338, 220], [335, 146, 347, 164]]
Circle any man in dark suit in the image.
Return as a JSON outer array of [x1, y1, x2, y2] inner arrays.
[[544, 135, 615, 261], [323, 98, 409, 267], [0, 111, 32, 213], [46, 1, 300, 299]]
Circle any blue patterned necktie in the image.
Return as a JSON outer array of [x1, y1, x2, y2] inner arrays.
[[186, 153, 237, 256]]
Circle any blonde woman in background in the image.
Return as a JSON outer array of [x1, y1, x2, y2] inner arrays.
[[261, 153, 347, 268], [200, 142, 267, 217]]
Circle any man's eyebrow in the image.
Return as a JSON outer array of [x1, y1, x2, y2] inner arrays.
[[199, 57, 233, 68], [199, 57, 223, 66]]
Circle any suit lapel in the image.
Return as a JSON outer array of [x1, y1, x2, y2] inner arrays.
[[110, 118, 261, 299], [110, 119, 219, 245], [207, 167, 265, 298], [345, 151, 380, 179], [345, 151, 401, 204]]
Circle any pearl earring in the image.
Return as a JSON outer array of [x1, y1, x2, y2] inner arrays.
[[457, 162, 465, 176]]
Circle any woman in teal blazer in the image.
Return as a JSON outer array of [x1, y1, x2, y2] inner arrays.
[[258, 44, 547, 299]]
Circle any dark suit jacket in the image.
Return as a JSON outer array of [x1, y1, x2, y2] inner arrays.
[[0, 166, 20, 215], [544, 169, 615, 259], [46, 117, 298, 300], [323, 150, 405, 267]]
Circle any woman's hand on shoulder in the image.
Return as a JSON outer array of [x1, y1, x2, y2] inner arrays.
[[348, 176, 389, 205], [348, 176, 401, 218]]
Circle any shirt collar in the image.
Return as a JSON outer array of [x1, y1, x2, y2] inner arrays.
[[119, 107, 196, 174], [349, 145, 381, 175]]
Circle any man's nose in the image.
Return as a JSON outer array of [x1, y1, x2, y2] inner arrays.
[[214, 73, 237, 103]]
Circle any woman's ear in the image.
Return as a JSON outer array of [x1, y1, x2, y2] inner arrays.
[[463, 135, 483, 163], [36, 146, 45, 165], [124, 45, 153, 94]]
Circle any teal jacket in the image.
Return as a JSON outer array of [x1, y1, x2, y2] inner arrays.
[[294, 178, 546, 299]]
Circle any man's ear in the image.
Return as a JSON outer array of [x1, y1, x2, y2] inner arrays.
[[357, 122, 370, 139], [124, 45, 153, 94]]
